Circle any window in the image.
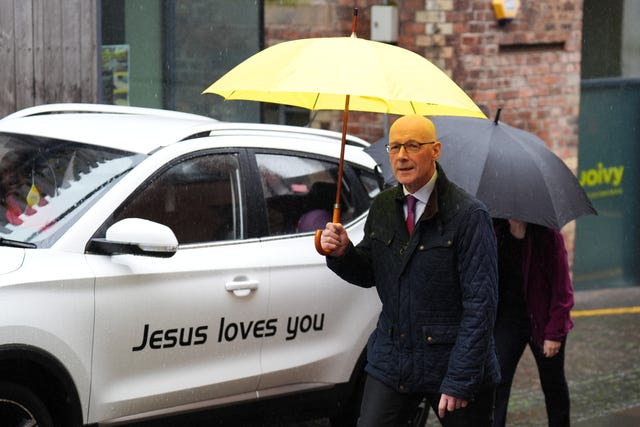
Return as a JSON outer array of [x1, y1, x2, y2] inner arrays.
[[110, 153, 243, 244], [100, 0, 263, 120], [0, 133, 143, 246], [255, 153, 361, 236]]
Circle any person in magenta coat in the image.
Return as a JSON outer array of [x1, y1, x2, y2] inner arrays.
[[493, 218, 574, 427]]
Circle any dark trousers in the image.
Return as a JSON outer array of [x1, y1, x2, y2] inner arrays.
[[493, 318, 570, 427], [357, 375, 495, 427]]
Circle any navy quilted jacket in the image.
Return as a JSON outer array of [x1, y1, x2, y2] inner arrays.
[[327, 164, 500, 399]]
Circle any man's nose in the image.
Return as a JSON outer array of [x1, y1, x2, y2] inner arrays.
[[396, 145, 410, 157]]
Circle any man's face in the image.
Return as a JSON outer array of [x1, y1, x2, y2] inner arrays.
[[388, 115, 441, 193]]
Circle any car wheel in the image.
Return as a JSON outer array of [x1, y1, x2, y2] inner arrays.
[[0, 381, 54, 427], [329, 369, 366, 427], [411, 397, 430, 426], [331, 385, 431, 427]]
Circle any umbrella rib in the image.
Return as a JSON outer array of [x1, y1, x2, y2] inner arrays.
[[311, 93, 320, 111]]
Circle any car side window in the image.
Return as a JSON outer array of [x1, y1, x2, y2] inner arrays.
[[354, 166, 384, 199], [111, 153, 243, 244], [255, 153, 357, 236]]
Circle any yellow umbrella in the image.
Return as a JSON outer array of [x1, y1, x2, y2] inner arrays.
[[203, 10, 485, 253], [203, 35, 484, 118]]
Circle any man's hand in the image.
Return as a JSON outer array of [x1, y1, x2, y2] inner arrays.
[[438, 393, 468, 418], [543, 339, 561, 358], [320, 222, 349, 257]]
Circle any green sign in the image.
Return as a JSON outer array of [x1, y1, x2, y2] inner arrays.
[[575, 78, 640, 289]]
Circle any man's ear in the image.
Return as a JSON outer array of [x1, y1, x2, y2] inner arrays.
[[432, 141, 442, 160]]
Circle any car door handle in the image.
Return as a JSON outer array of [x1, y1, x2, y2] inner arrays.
[[225, 277, 259, 297]]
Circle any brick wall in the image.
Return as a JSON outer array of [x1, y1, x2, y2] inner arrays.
[[418, 0, 584, 264], [265, 0, 582, 160], [265, 1, 385, 142], [264, 0, 583, 265]]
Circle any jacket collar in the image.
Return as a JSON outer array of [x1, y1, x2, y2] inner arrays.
[[394, 162, 449, 224]]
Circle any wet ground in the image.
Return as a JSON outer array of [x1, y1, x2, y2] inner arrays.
[[501, 286, 640, 427], [295, 286, 640, 427]]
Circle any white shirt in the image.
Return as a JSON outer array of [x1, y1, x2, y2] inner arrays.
[[403, 169, 437, 225]]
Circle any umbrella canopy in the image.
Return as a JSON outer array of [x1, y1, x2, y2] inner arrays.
[[203, 36, 486, 119], [203, 9, 485, 253], [365, 113, 597, 230]]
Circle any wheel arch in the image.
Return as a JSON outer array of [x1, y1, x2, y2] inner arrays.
[[0, 344, 84, 426]]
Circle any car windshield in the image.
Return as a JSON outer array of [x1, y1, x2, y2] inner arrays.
[[0, 132, 145, 246]]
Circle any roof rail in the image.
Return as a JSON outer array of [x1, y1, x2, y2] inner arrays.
[[206, 122, 370, 147], [4, 103, 217, 122]]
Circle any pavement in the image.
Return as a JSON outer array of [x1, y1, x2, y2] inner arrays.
[[396, 285, 638, 427], [289, 285, 640, 427], [373, 286, 640, 427], [562, 286, 640, 427], [489, 285, 640, 427]]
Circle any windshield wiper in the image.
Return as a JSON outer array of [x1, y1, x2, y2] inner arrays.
[[0, 237, 37, 249]]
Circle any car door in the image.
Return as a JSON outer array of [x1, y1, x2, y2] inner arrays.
[[86, 151, 271, 422], [251, 151, 381, 393]]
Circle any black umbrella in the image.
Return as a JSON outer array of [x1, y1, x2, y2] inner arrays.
[[366, 135, 398, 186], [364, 110, 597, 230]]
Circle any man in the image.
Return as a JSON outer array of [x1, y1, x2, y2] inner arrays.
[[320, 115, 500, 426]]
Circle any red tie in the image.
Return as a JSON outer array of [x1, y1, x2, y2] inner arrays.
[[406, 195, 416, 235]]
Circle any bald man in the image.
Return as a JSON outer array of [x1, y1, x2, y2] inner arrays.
[[321, 115, 500, 426]]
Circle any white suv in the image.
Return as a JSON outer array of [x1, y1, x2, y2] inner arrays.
[[0, 104, 384, 426]]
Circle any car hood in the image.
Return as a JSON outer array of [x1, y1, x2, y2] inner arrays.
[[0, 247, 25, 274]]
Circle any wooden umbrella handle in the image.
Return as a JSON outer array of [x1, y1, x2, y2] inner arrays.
[[314, 206, 341, 255], [314, 229, 330, 255]]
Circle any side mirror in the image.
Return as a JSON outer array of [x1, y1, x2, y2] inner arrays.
[[88, 218, 178, 258]]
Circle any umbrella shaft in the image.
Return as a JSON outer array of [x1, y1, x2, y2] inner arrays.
[[333, 94, 351, 222]]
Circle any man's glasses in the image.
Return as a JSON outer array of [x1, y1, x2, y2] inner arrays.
[[385, 141, 436, 154]]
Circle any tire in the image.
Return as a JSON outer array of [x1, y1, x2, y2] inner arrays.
[[411, 398, 430, 426], [331, 386, 431, 427], [0, 381, 54, 427], [329, 370, 366, 427]]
